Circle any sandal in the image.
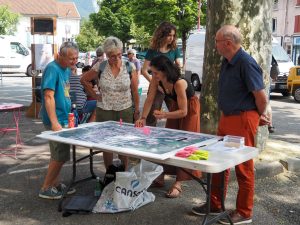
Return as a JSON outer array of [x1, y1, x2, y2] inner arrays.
[[165, 183, 182, 198]]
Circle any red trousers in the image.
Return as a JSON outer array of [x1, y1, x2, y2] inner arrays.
[[210, 110, 259, 218]]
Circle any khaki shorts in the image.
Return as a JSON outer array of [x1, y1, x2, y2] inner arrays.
[[96, 107, 133, 123], [45, 125, 70, 162]]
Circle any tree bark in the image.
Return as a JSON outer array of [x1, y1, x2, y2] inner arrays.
[[200, 0, 272, 150]]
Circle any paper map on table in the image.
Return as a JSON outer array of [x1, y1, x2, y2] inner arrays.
[[38, 121, 220, 160]]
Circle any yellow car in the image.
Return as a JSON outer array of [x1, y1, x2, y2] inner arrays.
[[287, 66, 300, 102]]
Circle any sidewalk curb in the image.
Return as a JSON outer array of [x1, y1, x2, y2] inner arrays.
[[280, 157, 300, 172], [255, 161, 284, 179]]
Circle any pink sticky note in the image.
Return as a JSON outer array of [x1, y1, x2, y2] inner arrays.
[[183, 146, 198, 153], [142, 126, 151, 135]]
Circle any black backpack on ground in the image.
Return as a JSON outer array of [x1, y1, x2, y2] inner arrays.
[[102, 164, 125, 187]]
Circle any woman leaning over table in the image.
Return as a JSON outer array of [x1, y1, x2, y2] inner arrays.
[[81, 36, 139, 171], [135, 55, 201, 198]]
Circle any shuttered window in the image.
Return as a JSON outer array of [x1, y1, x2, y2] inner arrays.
[[294, 15, 300, 33]]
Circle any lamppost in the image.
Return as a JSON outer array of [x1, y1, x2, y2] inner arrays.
[[65, 9, 71, 41]]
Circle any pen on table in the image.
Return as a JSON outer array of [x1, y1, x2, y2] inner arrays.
[[176, 137, 188, 141]]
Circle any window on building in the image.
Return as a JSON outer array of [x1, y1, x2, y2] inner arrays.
[[273, 0, 278, 9], [286, 45, 291, 56], [272, 18, 277, 33], [294, 15, 300, 33]]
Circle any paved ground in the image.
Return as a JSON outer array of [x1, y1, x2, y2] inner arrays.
[[0, 74, 299, 225]]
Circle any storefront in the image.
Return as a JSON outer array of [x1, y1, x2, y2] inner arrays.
[[292, 36, 300, 65]]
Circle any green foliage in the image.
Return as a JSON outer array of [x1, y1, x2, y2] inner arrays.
[[130, 23, 152, 48], [90, 1, 133, 46], [200, 0, 207, 26], [75, 20, 105, 52], [130, 0, 198, 58], [0, 6, 19, 35]]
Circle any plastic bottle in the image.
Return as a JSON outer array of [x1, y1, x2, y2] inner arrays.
[[71, 104, 79, 127], [94, 177, 102, 197]]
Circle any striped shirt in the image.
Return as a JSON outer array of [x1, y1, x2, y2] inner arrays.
[[69, 74, 87, 112]]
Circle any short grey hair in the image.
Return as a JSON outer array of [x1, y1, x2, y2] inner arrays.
[[96, 46, 104, 57], [218, 25, 242, 44], [103, 36, 123, 54], [60, 41, 79, 56]]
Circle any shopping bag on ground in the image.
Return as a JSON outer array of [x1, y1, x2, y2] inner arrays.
[[93, 160, 163, 213]]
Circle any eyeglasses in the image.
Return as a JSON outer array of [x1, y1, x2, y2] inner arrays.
[[215, 39, 232, 44], [108, 53, 122, 59]]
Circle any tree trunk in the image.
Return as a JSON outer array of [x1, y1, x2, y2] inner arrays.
[[200, 0, 272, 150], [181, 30, 188, 65]]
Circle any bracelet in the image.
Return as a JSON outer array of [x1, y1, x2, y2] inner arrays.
[[134, 111, 140, 114], [140, 116, 146, 120]]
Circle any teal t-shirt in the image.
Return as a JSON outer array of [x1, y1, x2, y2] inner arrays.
[[145, 48, 180, 62], [40, 60, 71, 126]]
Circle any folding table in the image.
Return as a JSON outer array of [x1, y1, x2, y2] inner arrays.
[[37, 121, 258, 225]]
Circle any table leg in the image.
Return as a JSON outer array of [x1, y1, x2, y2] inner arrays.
[[13, 108, 23, 158], [58, 146, 103, 212], [58, 145, 77, 212], [220, 171, 233, 225], [182, 169, 232, 225], [201, 173, 211, 225]]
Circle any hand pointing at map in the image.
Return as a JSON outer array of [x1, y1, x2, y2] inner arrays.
[[135, 117, 146, 127]]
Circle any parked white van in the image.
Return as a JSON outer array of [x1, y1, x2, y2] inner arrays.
[[184, 29, 205, 91], [0, 35, 38, 76], [270, 38, 294, 96]]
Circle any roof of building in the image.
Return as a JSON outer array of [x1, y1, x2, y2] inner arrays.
[[0, 0, 80, 18], [57, 2, 80, 19]]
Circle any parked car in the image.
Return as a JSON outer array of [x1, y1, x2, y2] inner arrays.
[[270, 38, 294, 96], [85, 51, 96, 66], [76, 52, 86, 68]]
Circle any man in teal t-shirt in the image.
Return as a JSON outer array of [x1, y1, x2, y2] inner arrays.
[[38, 42, 79, 200], [40, 61, 72, 126]]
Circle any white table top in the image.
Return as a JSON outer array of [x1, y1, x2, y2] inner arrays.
[[37, 122, 259, 174]]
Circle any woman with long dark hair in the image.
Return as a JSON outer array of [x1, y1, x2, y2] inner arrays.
[[136, 55, 200, 198]]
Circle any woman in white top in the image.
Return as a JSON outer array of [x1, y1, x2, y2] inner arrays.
[[81, 36, 140, 171]]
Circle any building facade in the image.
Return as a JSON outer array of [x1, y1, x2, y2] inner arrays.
[[272, 0, 300, 64], [0, 0, 80, 49]]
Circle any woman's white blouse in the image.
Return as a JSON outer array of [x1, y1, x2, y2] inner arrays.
[[94, 60, 135, 111]]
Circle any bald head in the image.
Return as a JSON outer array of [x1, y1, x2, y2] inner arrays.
[[217, 25, 242, 45]]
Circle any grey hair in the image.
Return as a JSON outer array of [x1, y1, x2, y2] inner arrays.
[[96, 46, 104, 57], [218, 25, 242, 44], [59, 41, 79, 56], [103, 36, 123, 54]]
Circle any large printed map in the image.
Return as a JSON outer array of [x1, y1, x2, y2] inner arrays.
[[40, 121, 219, 159]]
